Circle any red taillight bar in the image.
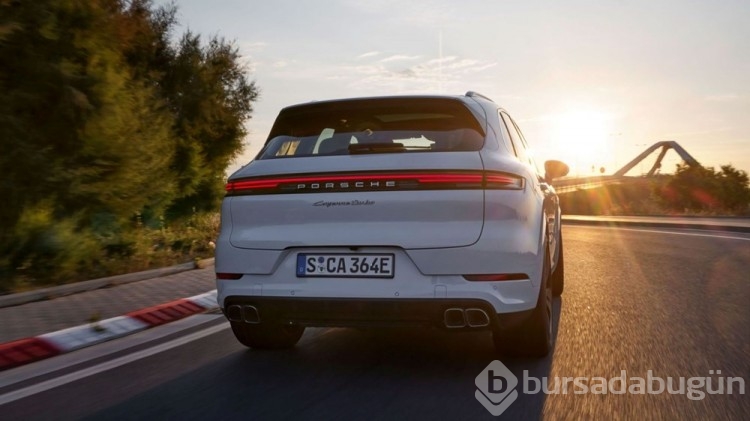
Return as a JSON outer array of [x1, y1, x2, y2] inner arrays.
[[225, 171, 524, 194], [227, 173, 481, 192], [216, 272, 243, 280], [486, 174, 524, 190]]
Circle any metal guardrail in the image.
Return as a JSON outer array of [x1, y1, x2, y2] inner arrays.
[[562, 215, 750, 233], [552, 176, 625, 194]]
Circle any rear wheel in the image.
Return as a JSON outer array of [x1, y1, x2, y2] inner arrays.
[[493, 244, 553, 358], [550, 236, 564, 297], [230, 322, 305, 349]]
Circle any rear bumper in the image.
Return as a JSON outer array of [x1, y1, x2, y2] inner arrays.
[[222, 297, 531, 330]]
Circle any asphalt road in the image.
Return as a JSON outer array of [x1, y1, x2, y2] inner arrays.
[[2, 226, 749, 420]]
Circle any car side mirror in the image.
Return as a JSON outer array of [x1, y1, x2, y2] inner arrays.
[[544, 160, 569, 182]]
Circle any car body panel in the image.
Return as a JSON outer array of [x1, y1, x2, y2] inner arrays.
[[216, 93, 563, 329], [227, 152, 486, 250], [217, 247, 539, 314]]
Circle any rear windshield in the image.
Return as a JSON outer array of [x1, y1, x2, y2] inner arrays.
[[257, 97, 485, 159]]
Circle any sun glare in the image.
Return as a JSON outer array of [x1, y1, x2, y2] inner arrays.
[[551, 109, 614, 176]]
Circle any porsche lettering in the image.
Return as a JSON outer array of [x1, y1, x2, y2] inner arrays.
[[295, 181, 397, 190]]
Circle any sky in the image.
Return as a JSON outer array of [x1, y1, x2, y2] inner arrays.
[[164, 0, 750, 177]]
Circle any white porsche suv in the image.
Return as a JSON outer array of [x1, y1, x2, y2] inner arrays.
[[216, 92, 568, 357]]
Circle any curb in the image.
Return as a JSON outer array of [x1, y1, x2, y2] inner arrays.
[[0, 258, 215, 309], [561, 217, 750, 233], [0, 290, 219, 372]]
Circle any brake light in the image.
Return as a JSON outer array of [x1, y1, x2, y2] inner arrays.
[[216, 273, 243, 280], [485, 173, 524, 190], [225, 171, 524, 195], [463, 273, 528, 282]]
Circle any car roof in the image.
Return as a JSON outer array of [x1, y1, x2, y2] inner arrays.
[[279, 92, 497, 112]]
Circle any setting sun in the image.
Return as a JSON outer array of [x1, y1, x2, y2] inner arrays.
[[550, 109, 615, 176]]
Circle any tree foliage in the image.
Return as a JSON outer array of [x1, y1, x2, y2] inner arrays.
[[163, 31, 258, 217], [661, 164, 750, 213], [559, 164, 750, 216], [0, 0, 258, 290]]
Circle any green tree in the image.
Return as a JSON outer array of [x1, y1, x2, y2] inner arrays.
[[109, 1, 258, 217], [0, 0, 258, 290], [1, 0, 176, 283], [159, 32, 258, 217], [717, 165, 750, 212], [662, 164, 750, 213]]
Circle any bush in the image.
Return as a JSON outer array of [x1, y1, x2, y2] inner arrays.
[[559, 164, 750, 216], [0, 0, 256, 292], [659, 164, 750, 213], [4, 212, 219, 293], [559, 178, 668, 216]]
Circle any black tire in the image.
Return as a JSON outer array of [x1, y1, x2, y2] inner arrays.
[[550, 236, 564, 297], [493, 244, 553, 358], [230, 322, 305, 350]]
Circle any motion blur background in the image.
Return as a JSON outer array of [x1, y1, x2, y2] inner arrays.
[[2, 0, 748, 291], [164, 0, 750, 176]]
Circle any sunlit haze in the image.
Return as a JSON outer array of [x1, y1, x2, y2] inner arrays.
[[164, 0, 750, 176]]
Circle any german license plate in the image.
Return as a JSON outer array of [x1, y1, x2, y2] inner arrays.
[[296, 253, 395, 278]]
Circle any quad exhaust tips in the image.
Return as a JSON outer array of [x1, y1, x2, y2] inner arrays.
[[444, 308, 465, 328], [228, 304, 490, 328], [465, 308, 491, 327], [226, 304, 261, 324], [443, 308, 490, 328]]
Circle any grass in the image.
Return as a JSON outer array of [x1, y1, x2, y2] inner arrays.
[[6, 212, 219, 294]]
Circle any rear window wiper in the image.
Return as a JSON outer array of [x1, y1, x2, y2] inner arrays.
[[348, 143, 406, 154]]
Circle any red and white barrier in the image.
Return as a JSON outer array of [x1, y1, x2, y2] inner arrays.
[[0, 290, 218, 371]]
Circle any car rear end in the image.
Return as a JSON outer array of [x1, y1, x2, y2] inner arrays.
[[216, 95, 546, 345]]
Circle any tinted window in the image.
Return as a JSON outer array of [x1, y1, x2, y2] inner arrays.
[[509, 116, 543, 176], [500, 112, 529, 164], [257, 98, 486, 159]]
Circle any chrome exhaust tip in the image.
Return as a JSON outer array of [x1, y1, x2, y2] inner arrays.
[[242, 305, 261, 324], [226, 305, 243, 322], [465, 308, 490, 327], [444, 308, 466, 328]]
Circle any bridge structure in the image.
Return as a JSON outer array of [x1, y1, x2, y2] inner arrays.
[[551, 141, 701, 194]]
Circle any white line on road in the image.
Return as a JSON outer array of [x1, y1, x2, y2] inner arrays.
[[0, 323, 229, 406], [578, 226, 750, 241]]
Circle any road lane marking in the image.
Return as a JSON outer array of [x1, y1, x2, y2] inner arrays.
[[0, 315, 224, 390], [576, 226, 750, 241], [0, 323, 229, 406]]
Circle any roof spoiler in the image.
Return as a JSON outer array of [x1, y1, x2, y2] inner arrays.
[[465, 91, 494, 102]]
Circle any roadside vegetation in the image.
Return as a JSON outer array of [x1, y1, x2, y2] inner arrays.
[[560, 164, 750, 216], [0, 0, 257, 293], [2, 3, 747, 294]]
